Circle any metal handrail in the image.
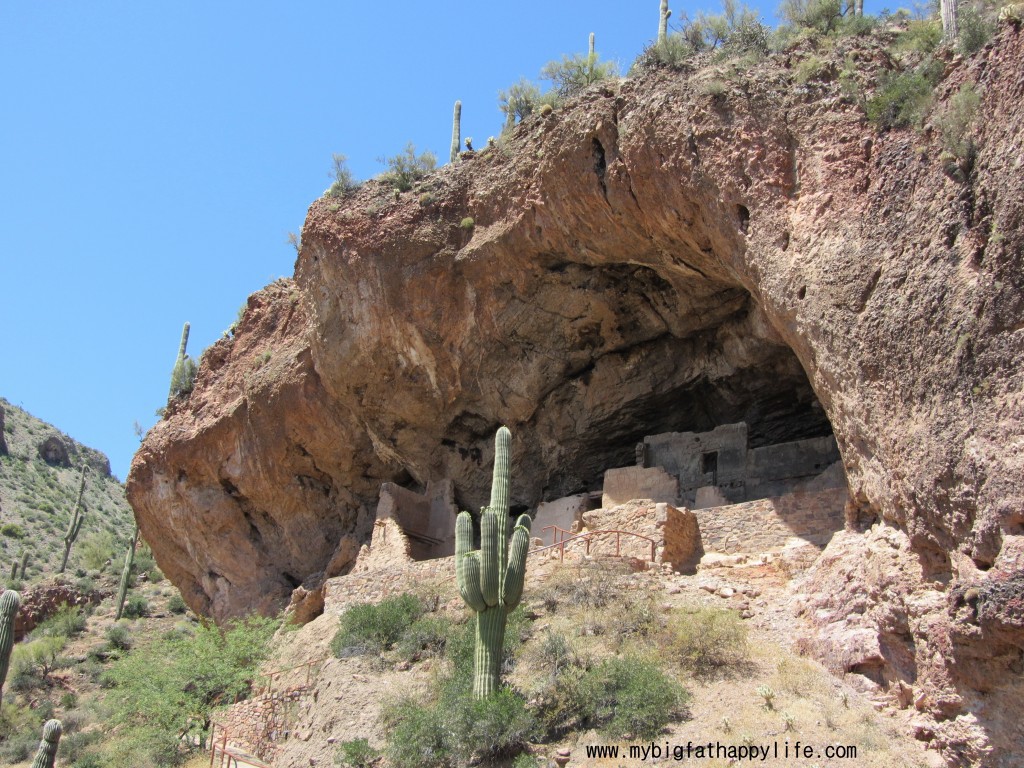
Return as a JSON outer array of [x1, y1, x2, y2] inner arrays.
[[531, 525, 660, 562]]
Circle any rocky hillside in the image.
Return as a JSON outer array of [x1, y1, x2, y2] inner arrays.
[[0, 398, 136, 583], [129, 18, 1023, 768]]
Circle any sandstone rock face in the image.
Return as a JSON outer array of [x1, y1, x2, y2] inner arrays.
[[128, 28, 1023, 765]]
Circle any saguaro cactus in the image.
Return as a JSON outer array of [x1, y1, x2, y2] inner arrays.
[[659, 0, 672, 43], [59, 464, 88, 573], [450, 100, 462, 163], [0, 590, 20, 700], [115, 526, 139, 621], [455, 426, 532, 698], [30, 719, 62, 768], [167, 321, 195, 400]]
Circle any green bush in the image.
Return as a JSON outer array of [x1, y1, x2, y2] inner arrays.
[[0, 523, 24, 539], [665, 606, 749, 675], [331, 593, 423, 657], [895, 19, 942, 53], [632, 34, 697, 71], [588, 655, 688, 738], [328, 153, 360, 197], [536, 654, 688, 739], [335, 737, 380, 767], [380, 143, 437, 192], [103, 615, 277, 766], [382, 697, 450, 768], [76, 532, 113, 573], [395, 614, 451, 662], [499, 78, 543, 128], [540, 52, 617, 100], [959, 3, 995, 54], [167, 592, 187, 614], [937, 83, 981, 161], [383, 686, 536, 768], [866, 63, 940, 130], [32, 605, 87, 639], [122, 594, 149, 619]]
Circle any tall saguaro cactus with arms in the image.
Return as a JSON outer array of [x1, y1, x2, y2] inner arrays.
[[455, 426, 532, 698]]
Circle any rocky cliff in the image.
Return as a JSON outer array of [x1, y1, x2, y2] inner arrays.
[[128, 25, 1023, 766]]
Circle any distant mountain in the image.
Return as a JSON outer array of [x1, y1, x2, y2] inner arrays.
[[0, 397, 136, 584]]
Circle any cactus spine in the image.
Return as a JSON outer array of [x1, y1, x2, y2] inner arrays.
[[0, 590, 20, 700], [455, 427, 531, 698], [659, 0, 672, 43], [114, 526, 139, 621], [30, 719, 62, 768], [59, 464, 88, 573], [450, 100, 462, 163]]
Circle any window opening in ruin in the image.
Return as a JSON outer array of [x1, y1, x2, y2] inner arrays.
[[701, 451, 719, 485]]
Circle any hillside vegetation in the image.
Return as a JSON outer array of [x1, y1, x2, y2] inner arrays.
[[0, 399, 136, 586]]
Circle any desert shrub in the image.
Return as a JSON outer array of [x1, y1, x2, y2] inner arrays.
[[866, 62, 941, 129], [780, 0, 844, 33], [32, 604, 86, 639], [383, 687, 536, 768], [335, 737, 380, 768], [633, 34, 697, 71], [380, 143, 437, 192], [536, 654, 687, 739], [10, 634, 66, 689], [331, 593, 423, 658], [168, 356, 197, 398], [395, 613, 451, 662], [839, 13, 878, 36], [122, 594, 150, 619], [794, 54, 833, 83], [540, 52, 617, 100], [103, 615, 277, 766], [937, 82, 981, 161], [167, 592, 187, 614], [588, 655, 689, 739], [0, 523, 23, 539], [382, 697, 450, 768], [664, 605, 749, 675], [328, 153, 360, 197], [499, 78, 543, 128], [77, 532, 114, 571], [895, 19, 942, 53], [105, 621, 133, 651], [460, 217, 474, 230], [959, 3, 996, 53]]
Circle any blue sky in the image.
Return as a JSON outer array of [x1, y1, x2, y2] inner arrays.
[[1, 0, 876, 481]]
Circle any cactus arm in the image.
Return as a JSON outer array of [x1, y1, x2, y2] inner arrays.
[[479, 509, 500, 606], [455, 510, 473, 560], [30, 719, 62, 768], [502, 525, 530, 610], [457, 552, 487, 613], [659, 0, 671, 43]]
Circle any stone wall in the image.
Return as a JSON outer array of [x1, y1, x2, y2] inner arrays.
[[694, 486, 847, 554], [375, 480, 457, 559], [601, 466, 679, 509], [642, 424, 748, 504], [534, 494, 589, 545], [212, 686, 310, 762], [637, 423, 843, 507]]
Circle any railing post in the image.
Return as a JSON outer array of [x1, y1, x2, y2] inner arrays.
[[616, 532, 621, 557], [208, 723, 216, 768]]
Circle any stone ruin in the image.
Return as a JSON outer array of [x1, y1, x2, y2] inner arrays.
[[365, 421, 847, 568], [579, 422, 847, 561]]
